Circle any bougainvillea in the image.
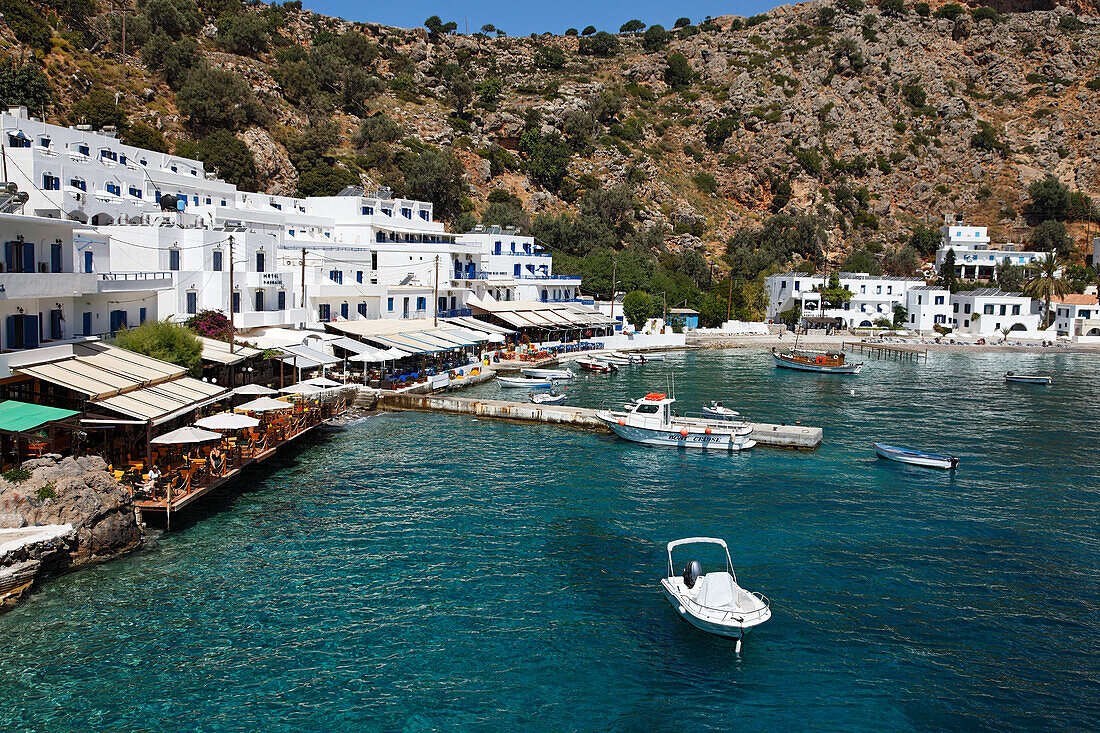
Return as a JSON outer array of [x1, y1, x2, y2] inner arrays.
[[186, 309, 232, 340]]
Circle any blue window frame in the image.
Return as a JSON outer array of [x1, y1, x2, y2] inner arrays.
[[69, 178, 86, 191], [212, 250, 222, 271], [277, 291, 286, 310], [387, 297, 394, 312], [169, 249, 180, 271], [357, 302, 366, 316]]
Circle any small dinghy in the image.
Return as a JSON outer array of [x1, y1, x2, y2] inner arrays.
[[498, 375, 555, 389], [701, 401, 740, 421], [1005, 372, 1051, 385], [523, 367, 575, 380], [577, 358, 617, 374], [661, 537, 771, 651], [530, 391, 566, 406], [874, 442, 959, 470]]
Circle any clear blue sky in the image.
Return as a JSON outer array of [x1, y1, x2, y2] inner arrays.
[[302, 0, 781, 36]]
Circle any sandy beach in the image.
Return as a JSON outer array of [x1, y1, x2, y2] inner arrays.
[[685, 332, 1100, 354]]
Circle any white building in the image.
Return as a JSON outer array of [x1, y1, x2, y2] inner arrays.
[[765, 272, 925, 328], [934, 214, 1051, 281], [904, 286, 952, 332], [0, 107, 586, 341], [949, 289, 1039, 336], [1051, 294, 1099, 338]]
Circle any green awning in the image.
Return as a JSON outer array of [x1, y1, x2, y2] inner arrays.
[[0, 400, 79, 433]]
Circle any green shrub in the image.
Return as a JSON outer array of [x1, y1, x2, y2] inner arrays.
[[969, 6, 1002, 23], [1058, 14, 1084, 31], [2, 467, 30, 483], [902, 80, 926, 109], [578, 31, 620, 56], [746, 13, 769, 26], [880, 0, 905, 16], [215, 11, 269, 56], [932, 3, 965, 20], [664, 51, 693, 90], [178, 130, 259, 190], [642, 24, 670, 51], [914, 2, 930, 15], [0, 0, 51, 54], [36, 481, 56, 501], [692, 171, 718, 194], [0, 61, 51, 116], [176, 66, 267, 131], [837, 0, 865, 13], [970, 120, 1010, 157], [112, 320, 203, 376], [534, 44, 567, 69]]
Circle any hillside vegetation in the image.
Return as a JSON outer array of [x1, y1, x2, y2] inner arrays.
[[1, 0, 1099, 322]]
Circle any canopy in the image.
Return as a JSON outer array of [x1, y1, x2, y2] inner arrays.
[[279, 383, 324, 395], [695, 572, 738, 611], [0, 400, 78, 433], [233, 384, 277, 396], [305, 377, 342, 388], [151, 426, 222, 445], [194, 412, 260, 430], [236, 397, 293, 412], [281, 344, 340, 367], [197, 336, 261, 365]]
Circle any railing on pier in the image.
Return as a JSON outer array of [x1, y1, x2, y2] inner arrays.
[[843, 341, 928, 362]]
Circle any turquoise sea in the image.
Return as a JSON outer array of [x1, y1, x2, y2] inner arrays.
[[1, 349, 1097, 731]]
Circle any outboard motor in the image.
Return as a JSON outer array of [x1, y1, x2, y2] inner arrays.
[[682, 560, 703, 589]]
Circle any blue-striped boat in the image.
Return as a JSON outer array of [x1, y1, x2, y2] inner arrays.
[[873, 443, 959, 470]]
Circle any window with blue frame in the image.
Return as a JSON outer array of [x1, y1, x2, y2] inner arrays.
[[169, 248, 180, 271], [401, 207, 412, 218], [186, 291, 197, 314], [329, 270, 343, 284], [78, 144, 89, 156], [256, 251, 265, 272], [106, 182, 121, 196], [387, 297, 394, 311], [357, 302, 366, 316], [232, 292, 241, 313], [416, 297, 426, 310], [42, 174, 60, 190], [69, 178, 86, 191], [363, 206, 374, 215], [356, 271, 363, 283], [277, 291, 286, 310], [340, 302, 349, 319], [319, 303, 331, 321], [139, 307, 147, 324], [419, 211, 429, 220], [494, 241, 501, 254], [128, 186, 141, 198], [212, 250, 222, 271]]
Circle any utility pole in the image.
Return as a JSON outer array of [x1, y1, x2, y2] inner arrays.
[[228, 235, 235, 354], [433, 255, 439, 327], [120, 2, 127, 82], [609, 256, 618, 328], [726, 276, 734, 322], [300, 247, 306, 308]]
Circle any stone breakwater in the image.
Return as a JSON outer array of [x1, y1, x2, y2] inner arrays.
[[0, 455, 142, 608]]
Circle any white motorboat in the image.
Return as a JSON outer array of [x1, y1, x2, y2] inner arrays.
[[610, 351, 649, 364], [530, 391, 566, 406], [497, 375, 556, 389], [600, 354, 630, 366], [523, 367, 576, 380], [596, 393, 756, 451], [577, 358, 617, 374], [873, 442, 959, 470], [1005, 372, 1051, 384], [640, 353, 666, 361], [701, 401, 740, 421], [661, 537, 771, 650]]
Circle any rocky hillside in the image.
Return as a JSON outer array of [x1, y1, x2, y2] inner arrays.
[[2, 0, 1099, 315]]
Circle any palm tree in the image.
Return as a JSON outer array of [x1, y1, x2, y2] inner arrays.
[[1023, 253, 1069, 328]]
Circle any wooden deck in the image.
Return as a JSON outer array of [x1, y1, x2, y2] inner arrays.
[[843, 341, 928, 362]]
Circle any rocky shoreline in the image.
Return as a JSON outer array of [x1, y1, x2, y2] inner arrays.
[[0, 455, 143, 609], [686, 333, 1100, 354]]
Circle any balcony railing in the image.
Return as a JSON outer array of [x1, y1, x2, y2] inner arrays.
[[521, 274, 582, 281], [438, 308, 472, 318], [99, 271, 173, 281], [540, 297, 592, 304]]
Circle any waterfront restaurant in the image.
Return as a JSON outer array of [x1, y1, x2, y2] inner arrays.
[[466, 299, 617, 343]]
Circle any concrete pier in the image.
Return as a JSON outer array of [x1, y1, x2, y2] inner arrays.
[[378, 392, 822, 450]]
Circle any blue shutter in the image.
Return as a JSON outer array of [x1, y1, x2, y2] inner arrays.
[[50, 242, 62, 273], [23, 315, 38, 348], [22, 242, 34, 273], [5, 315, 15, 349], [82, 312, 92, 336]]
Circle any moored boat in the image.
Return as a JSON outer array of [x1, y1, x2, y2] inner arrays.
[[596, 393, 756, 451], [498, 375, 556, 389], [1005, 372, 1051, 384], [530, 391, 566, 406], [577, 358, 617, 374], [873, 442, 959, 470], [523, 367, 576, 380], [661, 537, 770, 650], [772, 347, 863, 374], [701, 401, 740, 421]]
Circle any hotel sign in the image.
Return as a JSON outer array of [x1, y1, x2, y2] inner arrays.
[[263, 273, 283, 285]]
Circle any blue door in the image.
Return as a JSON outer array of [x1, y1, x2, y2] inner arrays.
[[84, 251, 93, 273], [50, 242, 62, 273], [82, 312, 92, 336], [109, 310, 126, 334], [49, 309, 62, 340]]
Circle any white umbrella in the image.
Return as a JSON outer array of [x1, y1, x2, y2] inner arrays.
[[234, 384, 278, 396], [485, 333, 506, 343], [194, 412, 260, 430], [151, 426, 223, 444], [305, 377, 342, 388], [237, 397, 293, 412], [280, 383, 324, 395], [349, 351, 385, 363], [380, 346, 410, 359]]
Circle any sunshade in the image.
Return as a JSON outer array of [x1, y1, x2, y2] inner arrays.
[[0, 401, 78, 433], [236, 397, 294, 412], [233, 384, 278, 396], [150, 426, 222, 444], [194, 412, 260, 430], [305, 377, 342, 387], [280, 383, 324, 395]]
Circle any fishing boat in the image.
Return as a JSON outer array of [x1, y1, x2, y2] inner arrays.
[[873, 442, 959, 470], [701, 401, 740, 421], [771, 346, 863, 374], [661, 537, 771, 650], [530, 391, 566, 406], [497, 375, 556, 389], [577, 358, 617, 374], [596, 393, 756, 451], [523, 367, 576, 380], [1005, 372, 1051, 384]]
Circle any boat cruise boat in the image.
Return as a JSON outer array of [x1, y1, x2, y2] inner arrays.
[[596, 393, 756, 451], [661, 537, 771, 650], [772, 346, 863, 374], [577, 358, 617, 374], [873, 442, 959, 470], [523, 367, 575, 380], [701, 401, 740, 421], [1005, 372, 1051, 385]]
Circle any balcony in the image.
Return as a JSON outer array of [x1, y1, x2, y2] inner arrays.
[[0, 272, 98, 299], [540, 298, 593, 305], [235, 308, 307, 328], [519, 274, 582, 281], [98, 271, 174, 293], [438, 308, 472, 318]]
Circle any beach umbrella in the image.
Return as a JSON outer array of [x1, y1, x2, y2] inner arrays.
[[349, 351, 385, 363], [194, 412, 260, 430], [151, 426, 223, 445], [237, 397, 294, 413], [234, 384, 278, 396], [305, 377, 342, 388], [280, 383, 324, 395]]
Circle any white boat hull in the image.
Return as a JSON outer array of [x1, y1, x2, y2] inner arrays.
[[1005, 375, 1051, 384], [523, 368, 575, 380], [597, 411, 756, 451], [660, 579, 771, 638], [874, 443, 958, 469], [772, 353, 862, 374], [701, 407, 739, 421], [498, 376, 553, 388]]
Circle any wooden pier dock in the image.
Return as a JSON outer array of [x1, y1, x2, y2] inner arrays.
[[843, 341, 928, 362], [379, 392, 822, 450]]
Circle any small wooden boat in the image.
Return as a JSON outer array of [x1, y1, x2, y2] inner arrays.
[[498, 375, 555, 389], [772, 347, 862, 374], [577, 358, 617, 374], [1005, 372, 1051, 384], [530, 391, 566, 406], [523, 367, 575, 380], [873, 442, 959, 470]]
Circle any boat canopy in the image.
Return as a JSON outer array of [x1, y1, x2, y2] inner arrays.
[[695, 573, 737, 610]]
